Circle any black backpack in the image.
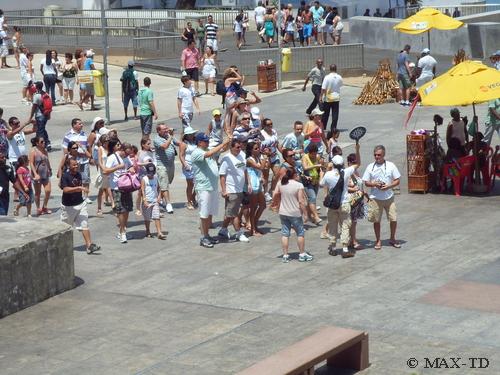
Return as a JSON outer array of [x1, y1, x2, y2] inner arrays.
[[215, 80, 226, 96], [323, 169, 344, 210]]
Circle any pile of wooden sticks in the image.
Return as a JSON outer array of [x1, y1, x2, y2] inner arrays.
[[354, 59, 399, 105]]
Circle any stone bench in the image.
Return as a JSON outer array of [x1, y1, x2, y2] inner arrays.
[[237, 326, 369, 375], [0, 219, 75, 318]]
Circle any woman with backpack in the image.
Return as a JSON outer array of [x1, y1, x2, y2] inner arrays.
[[320, 143, 360, 258]]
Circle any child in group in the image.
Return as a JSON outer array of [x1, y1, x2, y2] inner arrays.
[[327, 129, 340, 160], [141, 163, 166, 240], [15, 155, 34, 217]]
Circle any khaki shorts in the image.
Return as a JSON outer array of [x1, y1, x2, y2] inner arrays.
[[225, 192, 244, 218], [60, 201, 89, 230], [157, 164, 174, 191], [367, 197, 397, 223]]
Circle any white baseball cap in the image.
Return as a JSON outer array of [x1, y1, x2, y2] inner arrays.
[[332, 155, 344, 166], [251, 107, 260, 119], [421, 48, 430, 54]]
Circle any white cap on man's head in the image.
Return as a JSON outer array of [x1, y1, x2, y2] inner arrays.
[[421, 48, 430, 54], [332, 155, 344, 166], [86, 49, 95, 57], [251, 107, 260, 119]]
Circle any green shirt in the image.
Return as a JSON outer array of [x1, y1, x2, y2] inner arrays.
[[195, 25, 205, 38], [486, 98, 500, 127], [191, 147, 219, 192], [138, 87, 154, 116]]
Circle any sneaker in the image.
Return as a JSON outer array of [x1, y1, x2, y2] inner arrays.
[[86, 243, 101, 254], [208, 236, 220, 244], [166, 203, 174, 214], [218, 227, 231, 240], [200, 237, 214, 248], [85, 197, 92, 204], [120, 232, 127, 243], [265, 192, 272, 202], [282, 254, 290, 263], [299, 252, 313, 262], [237, 233, 250, 242]]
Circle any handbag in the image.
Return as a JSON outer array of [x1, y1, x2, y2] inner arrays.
[[117, 172, 141, 192]]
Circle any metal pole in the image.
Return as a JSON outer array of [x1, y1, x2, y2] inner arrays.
[[100, 0, 111, 124], [277, 0, 282, 90]]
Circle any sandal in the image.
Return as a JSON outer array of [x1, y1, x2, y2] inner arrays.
[[42, 207, 52, 214], [374, 243, 382, 250], [158, 234, 167, 240], [145, 233, 153, 238], [135, 209, 142, 216], [352, 243, 364, 250], [96, 210, 103, 217], [389, 241, 401, 248], [37, 208, 43, 216]]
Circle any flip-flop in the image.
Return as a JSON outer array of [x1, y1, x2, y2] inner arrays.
[[353, 244, 364, 250], [374, 244, 382, 250], [389, 241, 401, 248]]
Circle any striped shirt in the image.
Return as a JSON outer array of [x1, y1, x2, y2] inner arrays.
[[153, 135, 179, 167], [205, 23, 218, 40], [62, 129, 89, 164]]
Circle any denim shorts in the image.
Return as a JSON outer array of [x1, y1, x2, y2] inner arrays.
[[304, 184, 319, 204], [123, 91, 138, 108], [280, 215, 305, 237], [140, 115, 153, 135]]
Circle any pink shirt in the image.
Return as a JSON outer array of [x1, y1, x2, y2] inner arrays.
[[181, 47, 200, 69], [276, 179, 304, 217]]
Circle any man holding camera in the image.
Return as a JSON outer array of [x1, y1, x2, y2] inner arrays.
[[362, 145, 401, 250], [153, 124, 178, 214]]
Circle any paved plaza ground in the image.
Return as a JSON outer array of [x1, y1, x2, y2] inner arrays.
[[0, 55, 499, 375]]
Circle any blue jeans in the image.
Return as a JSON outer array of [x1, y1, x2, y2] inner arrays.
[[35, 114, 50, 147], [43, 73, 57, 104], [0, 196, 9, 215], [280, 215, 305, 237]]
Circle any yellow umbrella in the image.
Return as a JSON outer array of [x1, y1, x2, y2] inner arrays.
[[394, 8, 464, 48], [417, 60, 500, 191], [419, 60, 500, 106]]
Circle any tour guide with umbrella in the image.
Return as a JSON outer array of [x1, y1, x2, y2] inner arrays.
[[418, 60, 500, 192], [393, 7, 464, 49]]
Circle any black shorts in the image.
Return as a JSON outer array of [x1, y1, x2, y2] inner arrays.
[[185, 68, 199, 82]]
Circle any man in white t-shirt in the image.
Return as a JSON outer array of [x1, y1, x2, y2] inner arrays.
[[362, 145, 401, 250], [7, 116, 35, 166], [416, 48, 437, 88], [320, 144, 360, 258], [254, 2, 266, 43], [218, 139, 250, 243], [177, 76, 200, 130], [0, 25, 10, 68], [319, 64, 343, 134]]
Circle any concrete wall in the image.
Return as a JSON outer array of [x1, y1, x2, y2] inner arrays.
[[459, 9, 500, 22], [0, 220, 75, 318], [349, 15, 499, 58]]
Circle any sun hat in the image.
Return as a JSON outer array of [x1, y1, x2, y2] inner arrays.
[[91, 117, 105, 131], [212, 109, 222, 116], [195, 133, 210, 143], [311, 108, 324, 116], [183, 126, 198, 136], [332, 155, 344, 166]]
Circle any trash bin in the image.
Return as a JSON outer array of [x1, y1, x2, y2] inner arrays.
[[281, 48, 292, 73], [92, 70, 105, 97]]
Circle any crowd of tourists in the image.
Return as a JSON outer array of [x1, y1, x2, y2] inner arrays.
[[0, 42, 406, 262]]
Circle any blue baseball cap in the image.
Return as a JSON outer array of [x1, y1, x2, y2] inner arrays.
[[195, 133, 210, 143]]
